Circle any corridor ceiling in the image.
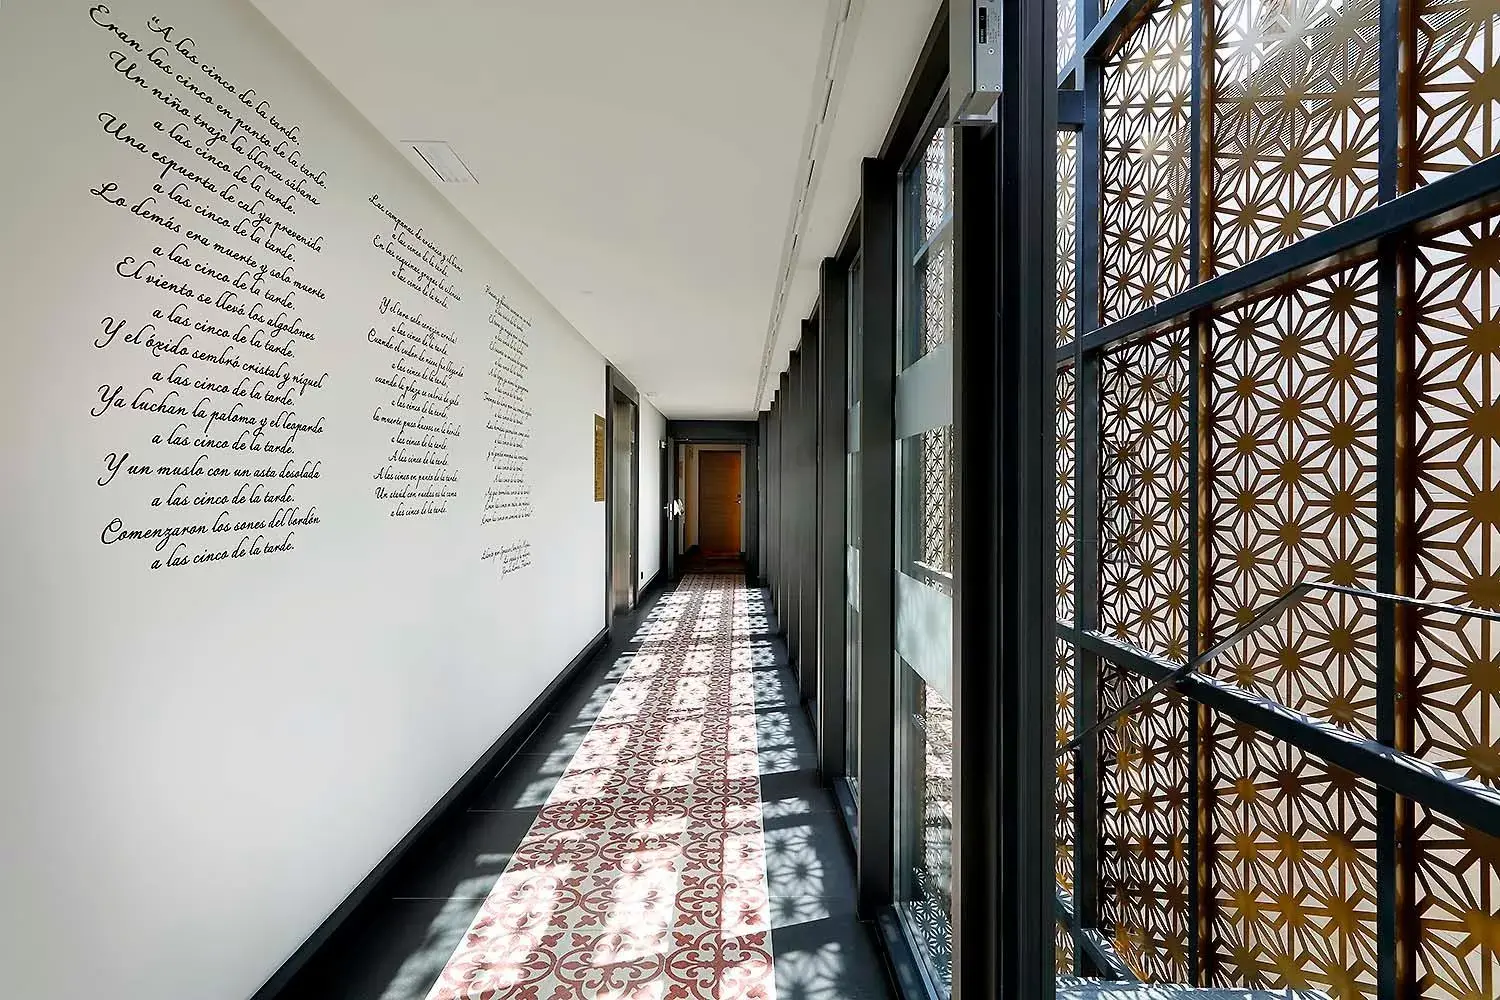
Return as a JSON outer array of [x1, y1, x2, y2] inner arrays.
[[250, 0, 939, 418]]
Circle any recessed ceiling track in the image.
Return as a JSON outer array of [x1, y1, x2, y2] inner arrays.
[[752, 0, 861, 412], [405, 139, 478, 184]]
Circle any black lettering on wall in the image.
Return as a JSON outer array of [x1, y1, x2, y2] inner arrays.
[[365, 196, 464, 519], [481, 284, 533, 537], [85, 3, 331, 570]]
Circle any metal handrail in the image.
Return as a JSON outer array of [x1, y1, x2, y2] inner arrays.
[[1057, 582, 1500, 759]]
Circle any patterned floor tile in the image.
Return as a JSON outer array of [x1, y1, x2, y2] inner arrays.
[[424, 574, 777, 1000]]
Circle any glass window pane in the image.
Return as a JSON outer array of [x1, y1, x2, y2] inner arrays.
[[845, 253, 863, 803], [905, 128, 952, 369], [919, 129, 950, 244], [915, 243, 951, 366], [906, 425, 954, 582], [896, 659, 953, 995], [895, 118, 954, 997], [845, 598, 861, 801]]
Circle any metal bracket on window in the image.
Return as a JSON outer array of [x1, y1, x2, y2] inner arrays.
[[951, 0, 1002, 124]]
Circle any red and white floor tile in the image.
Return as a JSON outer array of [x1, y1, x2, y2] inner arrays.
[[424, 575, 776, 1000]]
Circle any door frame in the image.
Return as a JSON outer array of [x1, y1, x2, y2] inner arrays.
[[664, 420, 761, 584], [604, 366, 640, 628]]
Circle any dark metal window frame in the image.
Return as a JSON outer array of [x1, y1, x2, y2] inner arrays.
[[849, 20, 955, 980], [836, 241, 866, 838], [776, 368, 791, 639], [772, 3, 1063, 998], [897, 98, 957, 596], [818, 262, 852, 786], [798, 316, 821, 709], [780, 0, 1500, 995], [887, 87, 962, 1000]]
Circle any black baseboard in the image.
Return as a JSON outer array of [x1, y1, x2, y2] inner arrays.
[[832, 776, 859, 849], [249, 625, 610, 1000], [639, 567, 663, 598], [613, 570, 667, 639]]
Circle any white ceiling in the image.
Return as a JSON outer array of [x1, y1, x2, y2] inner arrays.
[[251, 0, 939, 418]]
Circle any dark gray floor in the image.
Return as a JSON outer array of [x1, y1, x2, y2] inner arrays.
[[282, 579, 892, 1000]]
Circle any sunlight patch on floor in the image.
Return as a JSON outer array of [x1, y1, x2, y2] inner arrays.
[[420, 574, 778, 1000]]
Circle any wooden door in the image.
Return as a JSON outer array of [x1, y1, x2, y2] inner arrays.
[[698, 450, 742, 555]]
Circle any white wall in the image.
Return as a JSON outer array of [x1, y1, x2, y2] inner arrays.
[[0, 3, 613, 999], [638, 399, 664, 587]]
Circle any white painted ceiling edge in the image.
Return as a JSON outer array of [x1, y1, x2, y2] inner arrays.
[[249, 0, 940, 419], [762, 0, 944, 415]]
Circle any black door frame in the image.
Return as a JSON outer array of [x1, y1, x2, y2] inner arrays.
[[664, 420, 761, 585], [604, 366, 640, 630]]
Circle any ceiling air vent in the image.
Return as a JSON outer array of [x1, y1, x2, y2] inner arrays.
[[406, 140, 477, 184]]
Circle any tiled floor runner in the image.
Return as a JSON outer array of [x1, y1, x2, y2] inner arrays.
[[425, 574, 776, 1000]]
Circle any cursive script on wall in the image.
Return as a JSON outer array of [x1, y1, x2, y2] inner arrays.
[[87, 2, 331, 569]]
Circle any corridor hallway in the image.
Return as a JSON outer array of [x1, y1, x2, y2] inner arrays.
[[287, 575, 892, 1000]]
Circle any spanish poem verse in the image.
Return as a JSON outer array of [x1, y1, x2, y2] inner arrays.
[[87, 5, 329, 570]]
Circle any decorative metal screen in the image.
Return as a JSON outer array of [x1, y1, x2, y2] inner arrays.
[[1208, 0, 1381, 271], [1206, 264, 1382, 737], [917, 425, 955, 576], [1057, 369, 1079, 946], [1411, 805, 1500, 1000], [1414, 0, 1500, 185], [1058, 365, 1078, 622], [1059, 0, 1078, 79], [1060, 0, 1500, 994], [1100, 0, 1193, 323], [1058, 130, 1079, 347], [1099, 327, 1192, 663], [1207, 721, 1381, 995], [1098, 662, 1192, 982], [1058, 920, 1076, 975], [1412, 216, 1500, 1000], [1057, 639, 1077, 896]]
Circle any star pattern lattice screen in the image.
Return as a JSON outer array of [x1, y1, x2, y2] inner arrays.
[[1061, 0, 1500, 995], [1205, 263, 1382, 738], [1208, 0, 1381, 271], [1411, 216, 1500, 1000], [1099, 328, 1192, 664], [1101, 0, 1193, 323], [1058, 129, 1079, 348], [917, 426, 954, 576]]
